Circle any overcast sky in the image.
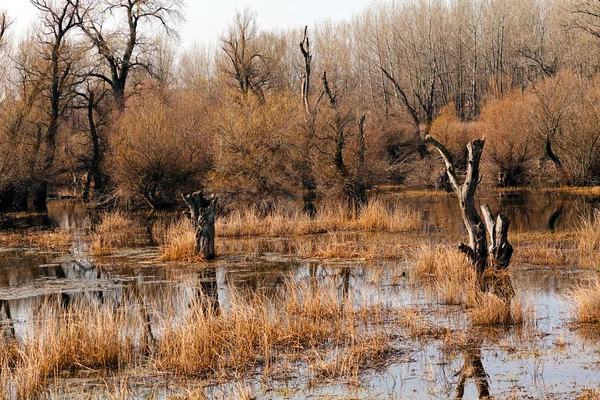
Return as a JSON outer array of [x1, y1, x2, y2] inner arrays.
[[3, 0, 373, 48]]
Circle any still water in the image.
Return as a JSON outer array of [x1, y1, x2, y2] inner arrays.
[[0, 192, 599, 398]]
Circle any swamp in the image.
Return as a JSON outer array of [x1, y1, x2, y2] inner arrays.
[[1, 187, 600, 399], [4, 0, 600, 398]]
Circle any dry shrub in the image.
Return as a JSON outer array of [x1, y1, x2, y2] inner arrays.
[[567, 279, 600, 323], [210, 91, 301, 208], [479, 90, 539, 187], [111, 88, 213, 209], [91, 211, 143, 255], [577, 209, 600, 268]]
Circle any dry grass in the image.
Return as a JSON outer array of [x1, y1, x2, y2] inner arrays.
[[567, 279, 600, 323], [0, 298, 145, 399], [156, 280, 381, 378], [216, 198, 421, 238], [91, 211, 144, 255], [577, 210, 600, 268], [414, 245, 528, 325], [468, 291, 526, 326], [414, 245, 476, 305], [0, 229, 73, 251], [155, 218, 198, 261], [0, 278, 409, 399]]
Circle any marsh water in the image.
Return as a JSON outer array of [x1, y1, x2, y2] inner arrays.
[[1, 191, 600, 399]]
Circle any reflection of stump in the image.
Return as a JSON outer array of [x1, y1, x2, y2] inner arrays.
[[183, 191, 218, 260], [455, 337, 490, 399]]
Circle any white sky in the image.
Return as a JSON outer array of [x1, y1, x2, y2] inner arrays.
[[2, 0, 373, 49]]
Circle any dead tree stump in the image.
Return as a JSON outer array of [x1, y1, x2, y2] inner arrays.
[[183, 190, 218, 260], [425, 136, 514, 284]]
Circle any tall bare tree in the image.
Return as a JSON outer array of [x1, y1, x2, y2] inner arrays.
[[76, 0, 184, 110]]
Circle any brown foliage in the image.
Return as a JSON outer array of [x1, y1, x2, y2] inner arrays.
[[110, 87, 213, 208]]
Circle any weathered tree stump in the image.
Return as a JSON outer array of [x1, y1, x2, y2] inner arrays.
[[425, 136, 514, 284], [183, 190, 218, 260]]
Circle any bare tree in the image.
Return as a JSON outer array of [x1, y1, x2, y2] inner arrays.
[[426, 135, 514, 282], [26, 0, 82, 211], [0, 11, 13, 50], [76, 0, 184, 110], [219, 8, 284, 102], [298, 26, 323, 216]]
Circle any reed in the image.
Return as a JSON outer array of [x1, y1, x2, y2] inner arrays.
[[577, 210, 600, 269], [91, 211, 144, 255], [567, 279, 600, 323], [216, 198, 421, 238]]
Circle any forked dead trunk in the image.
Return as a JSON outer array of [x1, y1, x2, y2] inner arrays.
[[425, 136, 513, 281], [183, 190, 218, 260]]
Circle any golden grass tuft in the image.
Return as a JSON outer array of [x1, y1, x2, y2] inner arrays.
[[91, 211, 144, 255], [156, 218, 198, 261], [567, 279, 600, 323], [467, 291, 525, 326], [577, 210, 600, 268], [414, 245, 476, 305]]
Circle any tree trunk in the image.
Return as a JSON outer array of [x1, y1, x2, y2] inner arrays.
[[426, 136, 513, 281], [183, 191, 218, 260]]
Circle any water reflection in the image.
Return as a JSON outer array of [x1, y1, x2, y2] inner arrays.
[[454, 334, 490, 399]]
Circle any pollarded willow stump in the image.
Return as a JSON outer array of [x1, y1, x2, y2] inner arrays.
[[183, 191, 218, 260], [425, 136, 514, 288]]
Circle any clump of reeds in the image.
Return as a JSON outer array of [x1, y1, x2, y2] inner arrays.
[[414, 244, 476, 305], [414, 244, 528, 325], [467, 291, 525, 326], [567, 279, 600, 323], [0, 297, 144, 399], [577, 209, 600, 268], [155, 218, 198, 261], [91, 211, 144, 255]]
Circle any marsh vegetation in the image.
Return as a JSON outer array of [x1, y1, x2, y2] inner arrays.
[[3, 0, 600, 398]]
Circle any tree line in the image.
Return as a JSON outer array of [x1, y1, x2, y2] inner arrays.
[[1, 0, 600, 213]]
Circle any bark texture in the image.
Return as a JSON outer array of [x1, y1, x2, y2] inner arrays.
[[426, 136, 514, 279], [183, 191, 218, 260]]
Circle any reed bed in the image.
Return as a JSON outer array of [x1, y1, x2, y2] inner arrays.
[[0, 229, 73, 251], [0, 279, 423, 399], [216, 199, 421, 238], [414, 245, 528, 325], [91, 211, 145, 255]]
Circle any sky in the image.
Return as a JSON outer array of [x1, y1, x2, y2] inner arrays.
[[2, 0, 373, 49]]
